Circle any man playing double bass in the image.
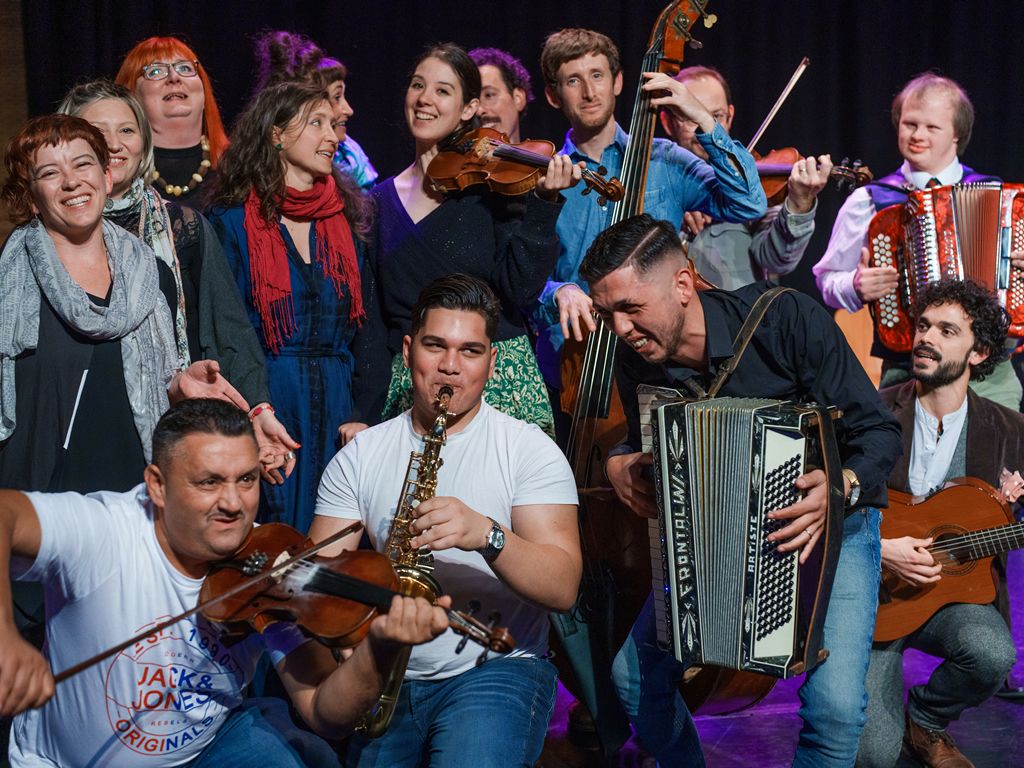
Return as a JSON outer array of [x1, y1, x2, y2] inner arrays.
[[859, 279, 1024, 768], [0, 398, 449, 767], [531, 27, 766, 406]]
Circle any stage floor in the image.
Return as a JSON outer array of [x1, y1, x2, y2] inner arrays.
[[541, 550, 1024, 768]]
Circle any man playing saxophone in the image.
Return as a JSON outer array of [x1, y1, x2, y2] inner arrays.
[[308, 274, 581, 768]]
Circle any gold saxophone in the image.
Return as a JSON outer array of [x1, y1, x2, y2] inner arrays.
[[357, 385, 453, 738]]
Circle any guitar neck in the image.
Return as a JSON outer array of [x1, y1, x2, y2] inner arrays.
[[937, 520, 1024, 562]]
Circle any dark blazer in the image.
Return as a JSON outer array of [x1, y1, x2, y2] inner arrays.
[[880, 380, 1024, 493], [880, 379, 1024, 616]]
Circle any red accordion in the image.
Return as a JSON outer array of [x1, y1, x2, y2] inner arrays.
[[867, 182, 1024, 352]]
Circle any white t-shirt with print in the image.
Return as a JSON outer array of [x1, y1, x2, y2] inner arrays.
[[315, 402, 578, 681], [9, 486, 304, 767]]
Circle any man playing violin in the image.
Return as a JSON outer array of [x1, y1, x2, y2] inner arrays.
[[0, 398, 448, 767], [469, 47, 534, 144], [309, 274, 582, 768], [582, 213, 902, 767], [860, 279, 1024, 768], [663, 65, 832, 289], [812, 73, 1022, 409], [531, 27, 766, 403]]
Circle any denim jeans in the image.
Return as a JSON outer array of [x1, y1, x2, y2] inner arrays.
[[343, 656, 558, 768], [612, 508, 882, 768], [192, 698, 340, 768], [856, 602, 1016, 767]]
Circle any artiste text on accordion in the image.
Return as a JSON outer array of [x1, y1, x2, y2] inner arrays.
[[639, 387, 844, 679]]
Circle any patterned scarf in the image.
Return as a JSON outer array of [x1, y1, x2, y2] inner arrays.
[[105, 177, 191, 366], [242, 175, 364, 354], [0, 218, 180, 460]]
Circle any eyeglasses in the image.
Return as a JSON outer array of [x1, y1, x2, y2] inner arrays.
[[679, 110, 730, 130], [140, 60, 199, 81]]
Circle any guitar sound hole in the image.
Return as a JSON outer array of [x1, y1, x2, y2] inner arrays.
[[932, 528, 977, 577]]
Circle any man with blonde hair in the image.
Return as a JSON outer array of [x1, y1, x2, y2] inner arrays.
[[812, 73, 1021, 407]]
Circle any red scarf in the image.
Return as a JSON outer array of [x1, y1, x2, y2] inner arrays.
[[243, 175, 364, 354]]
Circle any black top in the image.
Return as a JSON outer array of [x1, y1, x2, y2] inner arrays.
[[0, 291, 150, 493], [369, 178, 563, 354], [614, 282, 904, 511], [151, 144, 217, 210], [107, 200, 272, 406]]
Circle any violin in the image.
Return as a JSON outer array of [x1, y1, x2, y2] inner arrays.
[[200, 523, 514, 653], [53, 521, 513, 686], [427, 126, 625, 205], [754, 147, 874, 206]]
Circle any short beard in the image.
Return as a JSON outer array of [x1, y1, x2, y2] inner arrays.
[[911, 348, 971, 388]]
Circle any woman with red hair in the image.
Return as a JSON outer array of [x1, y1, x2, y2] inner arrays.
[[115, 36, 228, 209]]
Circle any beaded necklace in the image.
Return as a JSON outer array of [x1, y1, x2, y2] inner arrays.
[[148, 135, 211, 197]]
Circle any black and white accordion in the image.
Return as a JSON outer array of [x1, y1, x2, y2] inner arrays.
[[638, 386, 844, 678]]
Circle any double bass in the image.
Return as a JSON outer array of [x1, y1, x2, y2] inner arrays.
[[553, 3, 763, 752]]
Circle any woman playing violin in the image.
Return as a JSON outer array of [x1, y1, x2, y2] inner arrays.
[[0, 398, 447, 767], [362, 43, 580, 439]]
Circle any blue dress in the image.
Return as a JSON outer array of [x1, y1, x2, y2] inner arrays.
[[208, 205, 387, 532]]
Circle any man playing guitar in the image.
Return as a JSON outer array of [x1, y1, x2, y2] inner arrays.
[[860, 279, 1024, 768]]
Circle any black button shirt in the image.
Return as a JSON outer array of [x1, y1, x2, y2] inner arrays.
[[614, 282, 903, 511]]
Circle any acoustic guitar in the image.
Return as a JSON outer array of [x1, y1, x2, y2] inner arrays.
[[874, 477, 1020, 642]]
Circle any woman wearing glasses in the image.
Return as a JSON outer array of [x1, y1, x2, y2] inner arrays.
[[57, 79, 299, 484], [115, 36, 229, 209], [207, 81, 387, 533]]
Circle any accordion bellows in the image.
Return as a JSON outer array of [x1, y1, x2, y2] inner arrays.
[[640, 389, 844, 679], [868, 182, 1024, 352]]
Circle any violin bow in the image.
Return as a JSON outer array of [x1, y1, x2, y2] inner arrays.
[[52, 520, 364, 685], [746, 56, 810, 154]]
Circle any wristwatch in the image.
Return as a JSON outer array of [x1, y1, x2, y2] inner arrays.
[[482, 517, 506, 561], [842, 468, 861, 507]]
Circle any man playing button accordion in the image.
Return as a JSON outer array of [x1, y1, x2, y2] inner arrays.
[[582, 213, 902, 767]]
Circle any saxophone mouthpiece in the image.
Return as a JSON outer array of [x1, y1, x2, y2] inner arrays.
[[437, 385, 454, 402]]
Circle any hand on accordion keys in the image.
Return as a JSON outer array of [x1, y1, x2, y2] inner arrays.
[[605, 452, 658, 519], [854, 246, 899, 303], [766, 468, 829, 565]]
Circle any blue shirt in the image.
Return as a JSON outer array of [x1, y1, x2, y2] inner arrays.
[[533, 122, 767, 386]]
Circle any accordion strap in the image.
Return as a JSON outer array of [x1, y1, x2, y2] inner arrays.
[[705, 286, 794, 399]]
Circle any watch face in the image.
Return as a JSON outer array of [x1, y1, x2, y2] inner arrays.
[[490, 526, 505, 550]]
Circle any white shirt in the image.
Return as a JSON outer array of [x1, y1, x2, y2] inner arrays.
[[10, 487, 305, 767], [315, 402, 578, 681], [908, 396, 968, 496], [813, 157, 964, 312]]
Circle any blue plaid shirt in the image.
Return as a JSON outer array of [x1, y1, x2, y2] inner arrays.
[[532, 122, 766, 387]]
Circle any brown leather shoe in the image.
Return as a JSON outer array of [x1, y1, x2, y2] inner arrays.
[[902, 714, 975, 768]]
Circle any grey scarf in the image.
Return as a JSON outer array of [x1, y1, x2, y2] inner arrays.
[[0, 217, 180, 460]]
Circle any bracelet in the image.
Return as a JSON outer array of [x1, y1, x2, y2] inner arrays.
[[249, 403, 274, 422]]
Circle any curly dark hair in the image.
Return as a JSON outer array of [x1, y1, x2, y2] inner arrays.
[[468, 47, 534, 105], [209, 81, 371, 237], [252, 30, 348, 96], [912, 278, 1009, 381]]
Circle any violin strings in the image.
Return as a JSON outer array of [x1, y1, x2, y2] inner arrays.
[[268, 557, 497, 646]]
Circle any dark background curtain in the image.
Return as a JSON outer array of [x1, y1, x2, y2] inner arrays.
[[21, 0, 1024, 299]]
